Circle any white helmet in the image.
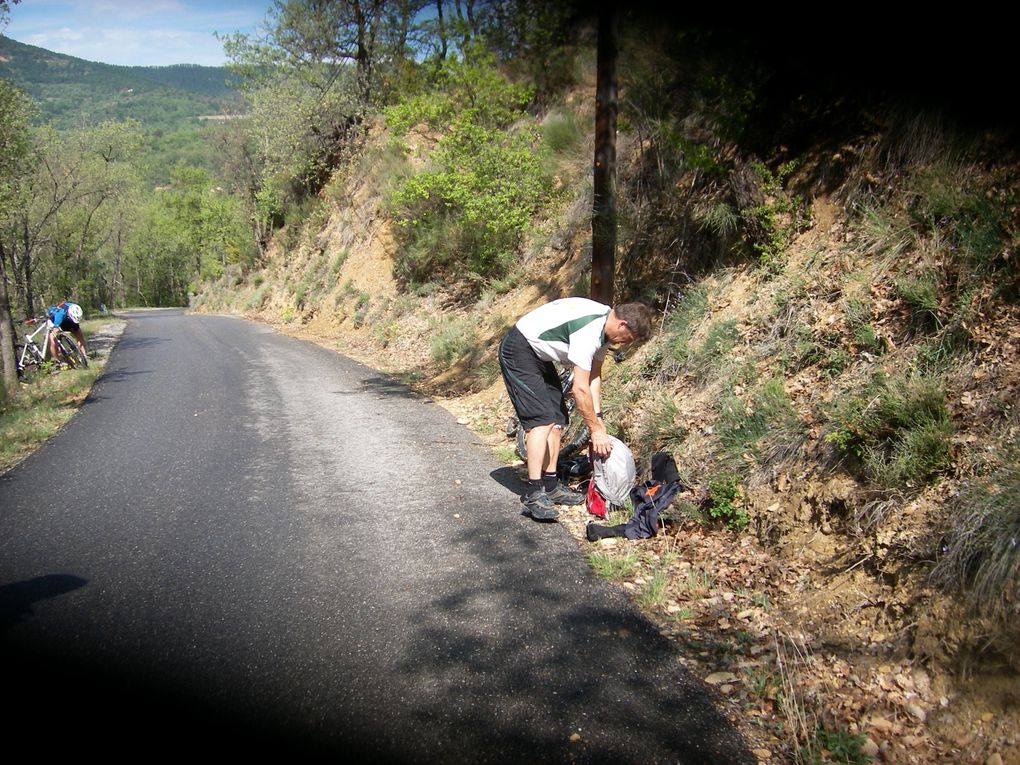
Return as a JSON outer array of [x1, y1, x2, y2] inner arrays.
[[68, 303, 83, 323]]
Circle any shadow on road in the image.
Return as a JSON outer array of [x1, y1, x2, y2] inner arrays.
[[489, 465, 527, 495], [383, 518, 756, 763], [359, 374, 430, 401], [0, 574, 87, 631]]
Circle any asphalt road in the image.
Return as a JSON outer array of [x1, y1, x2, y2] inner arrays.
[[0, 309, 752, 762]]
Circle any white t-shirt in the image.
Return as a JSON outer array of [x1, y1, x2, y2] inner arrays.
[[515, 298, 611, 372]]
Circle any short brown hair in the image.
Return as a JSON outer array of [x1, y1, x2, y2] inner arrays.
[[614, 302, 653, 342]]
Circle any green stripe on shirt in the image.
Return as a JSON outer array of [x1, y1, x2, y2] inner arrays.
[[537, 313, 607, 344]]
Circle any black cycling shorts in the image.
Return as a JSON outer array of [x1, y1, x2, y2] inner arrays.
[[498, 325, 569, 431]]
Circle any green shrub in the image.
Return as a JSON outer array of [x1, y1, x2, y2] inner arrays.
[[909, 163, 1014, 279], [631, 390, 688, 456], [931, 463, 1020, 626], [706, 472, 748, 529], [747, 160, 811, 270], [541, 110, 582, 154], [717, 378, 802, 467], [801, 723, 874, 765], [386, 49, 548, 289], [430, 316, 476, 366], [825, 372, 954, 488], [895, 273, 941, 327], [659, 285, 710, 373], [391, 125, 549, 285]]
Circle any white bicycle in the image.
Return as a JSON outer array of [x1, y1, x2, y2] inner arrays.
[[15, 316, 88, 378]]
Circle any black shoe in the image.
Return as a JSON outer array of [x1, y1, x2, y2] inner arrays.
[[521, 490, 558, 521], [546, 483, 584, 506]]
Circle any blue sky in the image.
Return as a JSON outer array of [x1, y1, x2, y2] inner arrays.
[[4, 0, 270, 66]]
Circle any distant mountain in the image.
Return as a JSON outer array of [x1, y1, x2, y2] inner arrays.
[[0, 35, 243, 131]]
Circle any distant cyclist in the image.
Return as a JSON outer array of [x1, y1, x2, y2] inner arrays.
[[47, 300, 88, 360]]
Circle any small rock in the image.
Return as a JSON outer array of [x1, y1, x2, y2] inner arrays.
[[956, 732, 976, 747], [706, 672, 739, 685], [868, 716, 893, 732], [905, 703, 926, 722], [720, 684, 735, 695], [569, 732, 581, 743], [752, 747, 771, 759], [862, 738, 879, 758], [986, 755, 1003, 765], [982, 712, 995, 722], [457, 417, 469, 425]]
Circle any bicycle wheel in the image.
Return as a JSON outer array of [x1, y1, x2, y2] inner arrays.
[[560, 420, 591, 461], [515, 419, 591, 463], [15, 343, 43, 379], [55, 332, 88, 369]]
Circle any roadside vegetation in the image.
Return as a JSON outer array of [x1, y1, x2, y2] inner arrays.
[[0, 318, 106, 473]]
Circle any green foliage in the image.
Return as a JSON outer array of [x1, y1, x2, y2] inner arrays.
[[386, 50, 549, 288], [842, 298, 884, 354], [0, 37, 241, 134], [429, 315, 476, 366], [800, 724, 874, 765], [932, 462, 1020, 626], [691, 318, 740, 377], [825, 372, 954, 488], [632, 390, 688, 456], [895, 272, 941, 327], [541, 110, 583, 155], [748, 160, 811, 269], [661, 285, 710, 371], [706, 472, 748, 530], [587, 550, 641, 580], [637, 565, 670, 608], [694, 201, 741, 241], [909, 163, 1012, 271], [717, 377, 803, 467]]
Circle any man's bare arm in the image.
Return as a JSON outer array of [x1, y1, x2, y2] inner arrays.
[[573, 361, 612, 458]]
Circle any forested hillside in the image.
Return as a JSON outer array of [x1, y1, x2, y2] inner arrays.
[[4, 2, 1018, 763], [0, 35, 240, 127]]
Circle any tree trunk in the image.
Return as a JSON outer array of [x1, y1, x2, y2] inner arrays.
[[435, 0, 448, 61], [591, 4, 618, 305], [0, 241, 18, 399]]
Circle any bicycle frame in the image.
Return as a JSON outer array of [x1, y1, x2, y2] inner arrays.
[[17, 318, 56, 371]]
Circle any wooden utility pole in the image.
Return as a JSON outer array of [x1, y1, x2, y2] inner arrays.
[[591, 4, 618, 305]]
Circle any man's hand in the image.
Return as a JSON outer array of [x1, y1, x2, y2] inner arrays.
[[590, 428, 613, 459]]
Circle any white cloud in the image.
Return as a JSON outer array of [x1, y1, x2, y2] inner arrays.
[[7, 0, 267, 65]]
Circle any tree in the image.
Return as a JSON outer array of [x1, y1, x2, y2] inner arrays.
[[0, 78, 34, 398], [0, 0, 20, 28], [591, 4, 618, 304]]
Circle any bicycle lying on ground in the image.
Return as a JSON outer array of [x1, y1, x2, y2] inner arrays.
[[15, 316, 88, 378]]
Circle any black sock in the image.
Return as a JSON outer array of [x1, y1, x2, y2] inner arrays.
[[542, 472, 558, 492], [527, 478, 544, 494]]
